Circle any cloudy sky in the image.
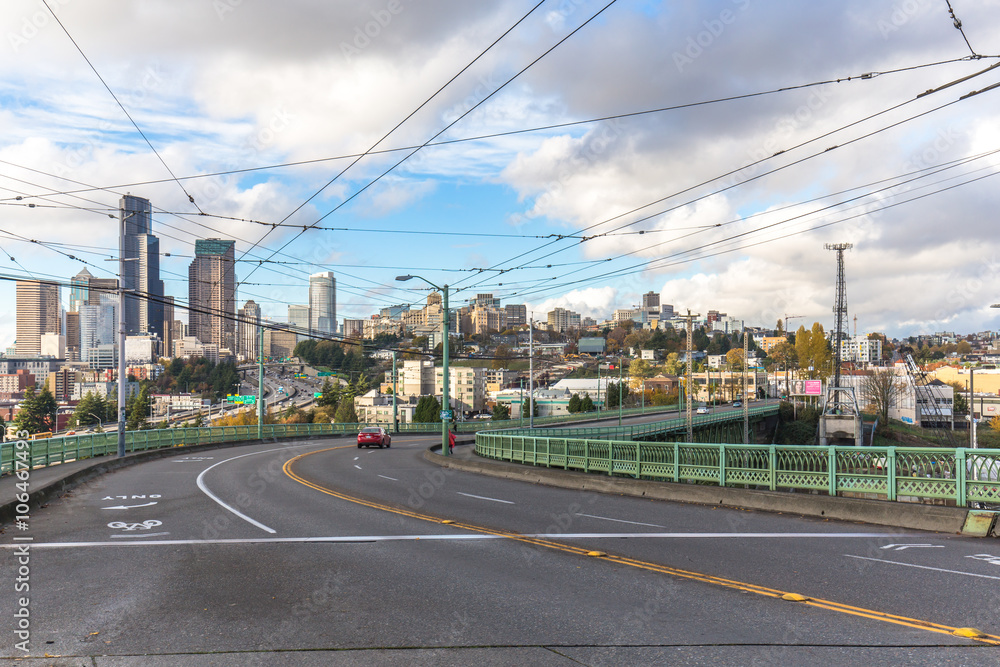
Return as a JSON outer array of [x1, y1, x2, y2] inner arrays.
[[1, 0, 999, 345]]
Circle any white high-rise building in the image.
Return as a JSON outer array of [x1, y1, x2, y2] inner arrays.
[[309, 272, 336, 336]]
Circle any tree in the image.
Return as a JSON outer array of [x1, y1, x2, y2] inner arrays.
[[662, 352, 681, 375], [14, 386, 47, 434], [414, 395, 441, 423], [492, 344, 513, 370], [567, 394, 582, 413], [580, 395, 596, 412], [126, 385, 151, 431], [604, 381, 631, 409], [769, 340, 797, 370], [808, 322, 830, 379], [522, 397, 539, 417], [334, 399, 358, 424], [725, 348, 746, 371], [956, 340, 972, 356], [628, 359, 654, 389], [861, 369, 903, 422], [491, 403, 510, 420]]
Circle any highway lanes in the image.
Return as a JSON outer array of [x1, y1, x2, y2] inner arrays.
[[2, 434, 1000, 665]]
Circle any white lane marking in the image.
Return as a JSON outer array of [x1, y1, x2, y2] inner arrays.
[[354, 457, 359, 461], [6, 532, 913, 549], [576, 512, 665, 528], [880, 543, 943, 551], [354, 465, 362, 470], [457, 491, 514, 505], [378, 475, 398, 481], [111, 532, 170, 539], [845, 555, 1000, 581], [196, 446, 304, 534]]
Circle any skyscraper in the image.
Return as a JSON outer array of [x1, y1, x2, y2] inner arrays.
[[120, 195, 164, 338], [309, 272, 336, 336], [288, 304, 310, 343], [238, 300, 261, 361], [16, 280, 60, 356], [188, 239, 236, 351]]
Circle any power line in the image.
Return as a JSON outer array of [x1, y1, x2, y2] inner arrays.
[[39, 0, 203, 214]]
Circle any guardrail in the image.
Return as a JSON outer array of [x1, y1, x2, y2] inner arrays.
[[518, 405, 779, 440], [474, 434, 1000, 507]]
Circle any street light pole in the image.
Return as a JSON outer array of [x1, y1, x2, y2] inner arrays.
[[397, 275, 450, 456], [618, 354, 623, 426]]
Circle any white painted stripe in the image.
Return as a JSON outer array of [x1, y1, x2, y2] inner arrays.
[[378, 475, 399, 481], [844, 555, 1000, 581], [354, 465, 362, 470], [111, 532, 170, 539], [196, 446, 303, 535], [576, 512, 666, 528], [1, 531, 912, 549], [457, 491, 514, 505]]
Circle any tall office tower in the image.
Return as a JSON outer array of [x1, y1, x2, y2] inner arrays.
[[65, 311, 81, 361], [188, 239, 236, 351], [288, 304, 310, 343], [238, 300, 261, 361], [161, 296, 175, 358], [79, 292, 118, 366], [309, 272, 336, 336], [642, 291, 660, 310], [120, 194, 164, 337], [504, 304, 526, 327], [69, 268, 93, 312], [471, 293, 500, 309], [16, 280, 60, 356]]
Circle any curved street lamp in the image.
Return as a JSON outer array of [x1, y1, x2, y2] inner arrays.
[[397, 275, 451, 456]]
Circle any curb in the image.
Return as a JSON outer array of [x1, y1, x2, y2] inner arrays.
[[0, 433, 346, 527], [424, 447, 996, 537]]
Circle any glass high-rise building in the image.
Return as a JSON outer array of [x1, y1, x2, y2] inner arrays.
[[188, 238, 236, 351], [15, 280, 60, 356], [120, 195, 164, 338], [309, 272, 336, 336]]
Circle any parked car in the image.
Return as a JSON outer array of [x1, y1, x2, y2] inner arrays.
[[358, 427, 391, 449]]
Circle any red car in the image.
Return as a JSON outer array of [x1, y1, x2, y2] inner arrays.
[[357, 427, 391, 449]]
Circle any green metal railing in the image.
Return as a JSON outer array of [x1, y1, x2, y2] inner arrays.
[[474, 433, 1000, 507], [526, 405, 778, 440]]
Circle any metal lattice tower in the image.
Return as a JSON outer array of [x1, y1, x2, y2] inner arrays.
[[825, 243, 853, 396]]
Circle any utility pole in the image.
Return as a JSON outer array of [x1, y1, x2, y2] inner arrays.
[[392, 350, 398, 433], [684, 310, 700, 442], [117, 211, 128, 457], [529, 317, 534, 428], [743, 330, 749, 444], [257, 324, 264, 440]]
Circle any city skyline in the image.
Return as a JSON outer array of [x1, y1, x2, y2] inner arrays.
[[1, 2, 1000, 347]]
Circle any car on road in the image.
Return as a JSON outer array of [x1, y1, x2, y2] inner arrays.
[[732, 401, 742, 408], [696, 407, 709, 414], [358, 427, 391, 449]]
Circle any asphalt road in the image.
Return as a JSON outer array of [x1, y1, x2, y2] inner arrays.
[[2, 433, 999, 665]]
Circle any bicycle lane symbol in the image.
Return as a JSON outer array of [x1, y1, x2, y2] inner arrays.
[[108, 520, 169, 538]]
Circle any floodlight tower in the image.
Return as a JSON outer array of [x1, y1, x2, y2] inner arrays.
[[820, 243, 860, 446]]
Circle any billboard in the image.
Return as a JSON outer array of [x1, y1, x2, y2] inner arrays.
[[789, 379, 823, 396]]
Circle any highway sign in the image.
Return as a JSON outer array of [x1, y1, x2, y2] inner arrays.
[[226, 395, 257, 405], [317, 371, 334, 376], [314, 392, 323, 398], [440, 410, 453, 420]]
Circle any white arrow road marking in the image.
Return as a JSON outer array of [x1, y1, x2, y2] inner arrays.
[[101, 502, 158, 510], [457, 492, 514, 504], [846, 555, 1000, 581], [879, 544, 944, 551]]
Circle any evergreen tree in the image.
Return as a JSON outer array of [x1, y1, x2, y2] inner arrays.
[[580, 395, 596, 412], [521, 397, 539, 417], [491, 403, 510, 420], [567, 393, 582, 413], [414, 395, 441, 423], [334, 399, 358, 424]]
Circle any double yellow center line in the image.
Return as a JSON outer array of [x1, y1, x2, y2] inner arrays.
[[283, 446, 1000, 646]]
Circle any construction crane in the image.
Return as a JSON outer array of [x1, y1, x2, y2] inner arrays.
[[782, 314, 804, 333]]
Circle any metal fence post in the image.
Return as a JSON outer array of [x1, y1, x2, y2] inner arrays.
[[956, 448, 967, 507], [769, 445, 777, 491], [635, 441, 641, 479], [828, 447, 837, 497], [719, 444, 726, 487], [673, 442, 680, 482], [886, 447, 897, 502]]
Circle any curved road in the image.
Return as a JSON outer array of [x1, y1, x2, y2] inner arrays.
[[2, 434, 999, 665]]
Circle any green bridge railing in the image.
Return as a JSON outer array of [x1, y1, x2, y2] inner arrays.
[[473, 433, 1000, 507]]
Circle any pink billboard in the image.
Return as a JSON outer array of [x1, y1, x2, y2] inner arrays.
[[789, 380, 824, 396]]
